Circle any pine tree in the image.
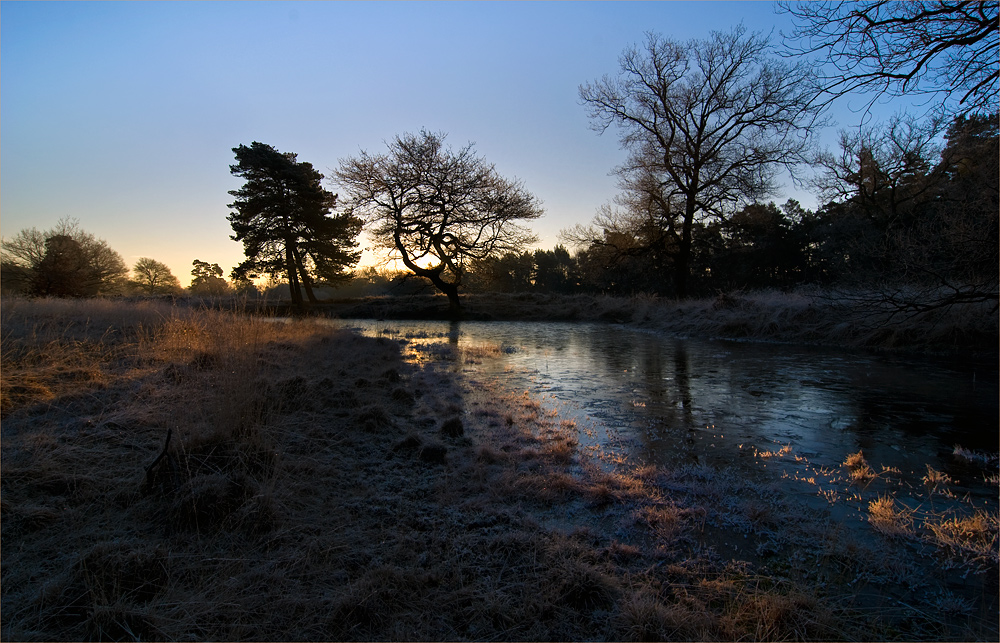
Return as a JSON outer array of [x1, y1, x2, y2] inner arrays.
[[227, 142, 362, 307]]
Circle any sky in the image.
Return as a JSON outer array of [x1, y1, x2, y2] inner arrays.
[[2, 1, 909, 287]]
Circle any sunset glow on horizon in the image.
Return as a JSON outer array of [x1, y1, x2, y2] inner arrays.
[[2, 1, 919, 287]]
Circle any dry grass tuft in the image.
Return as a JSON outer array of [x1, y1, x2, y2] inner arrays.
[[634, 503, 685, 544], [922, 464, 956, 498], [843, 450, 866, 469], [953, 444, 1000, 467], [717, 587, 827, 642], [441, 416, 464, 437], [547, 557, 619, 611], [924, 510, 1000, 573], [355, 404, 395, 432], [619, 589, 703, 641], [868, 495, 914, 538], [843, 450, 877, 485]]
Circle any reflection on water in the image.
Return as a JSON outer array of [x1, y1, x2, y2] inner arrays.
[[341, 319, 998, 502]]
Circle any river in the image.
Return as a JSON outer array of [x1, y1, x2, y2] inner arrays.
[[339, 319, 996, 490]]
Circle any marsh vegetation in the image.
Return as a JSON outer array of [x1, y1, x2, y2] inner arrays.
[[1, 297, 996, 641]]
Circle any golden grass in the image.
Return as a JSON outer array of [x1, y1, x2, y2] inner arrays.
[[922, 464, 956, 498], [843, 450, 877, 485], [868, 495, 914, 538], [843, 450, 866, 469], [924, 510, 1000, 573]]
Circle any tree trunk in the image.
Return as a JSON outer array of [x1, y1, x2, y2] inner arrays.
[[443, 284, 462, 319], [427, 274, 462, 319], [301, 273, 318, 304], [291, 246, 318, 304], [674, 196, 696, 299], [285, 244, 303, 308], [396, 234, 463, 318]]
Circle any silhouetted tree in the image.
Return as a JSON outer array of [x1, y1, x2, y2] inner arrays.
[[132, 258, 181, 295], [230, 275, 260, 298], [562, 203, 677, 295], [569, 175, 694, 295], [335, 130, 543, 316], [891, 112, 999, 311], [779, 0, 999, 116], [1, 218, 128, 296], [190, 259, 231, 296], [533, 246, 577, 293], [36, 235, 90, 296], [705, 200, 811, 289], [580, 26, 823, 297], [813, 113, 945, 220], [469, 251, 536, 293], [809, 112, 998, 314], [228, 142, 363, 308], [933, 113, 999, 290]]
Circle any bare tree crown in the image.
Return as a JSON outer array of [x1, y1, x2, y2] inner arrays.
[[334, 130, 542, 311], [779, 0, 999, 116], [578, 26, 823, 297]]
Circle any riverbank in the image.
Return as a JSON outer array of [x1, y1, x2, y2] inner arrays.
[[240, 290, 998, 357], [2, 298, 997, 640]]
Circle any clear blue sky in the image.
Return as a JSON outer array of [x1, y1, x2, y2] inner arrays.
[[2, 1, 905, 286]]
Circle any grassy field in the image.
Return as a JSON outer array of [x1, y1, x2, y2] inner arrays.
[[2, 297, 997, 640]]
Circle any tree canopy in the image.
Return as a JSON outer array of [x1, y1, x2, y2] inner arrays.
[[334, 130, 543, 315], [228, 142, 363, 307], [131, 257, 181, 295], [1, 218, 129, 297], [190, 259, 231, 296], [809, 111, 998, 312]]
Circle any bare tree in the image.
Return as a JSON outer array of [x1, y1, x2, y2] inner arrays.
[[334, 130, 543, 316], [778, 0, 999, 116], [560, 191, 679, 296], [579, 26, 824, 297], [812, 113, 947, 221]]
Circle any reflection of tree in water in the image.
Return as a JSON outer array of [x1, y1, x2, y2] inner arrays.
[[673, 342, 694, 421], [455, 322, 996, 478], [633, 339, 695, 429], [658, 343, 700, 464], [583, 332, 701, 465], [642, 341, 695, 415], [792, 352, 1000, 464]]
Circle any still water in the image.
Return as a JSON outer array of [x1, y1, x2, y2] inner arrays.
[[340, 320, 998, 503]]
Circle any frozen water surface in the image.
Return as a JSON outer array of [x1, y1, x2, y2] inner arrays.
[[339, 320, 996, 489]]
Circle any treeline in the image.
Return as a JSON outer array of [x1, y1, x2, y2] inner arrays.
[[0, 219, 255, 299], [2, 111, 995, 308], [347, 113, 995, 304]]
